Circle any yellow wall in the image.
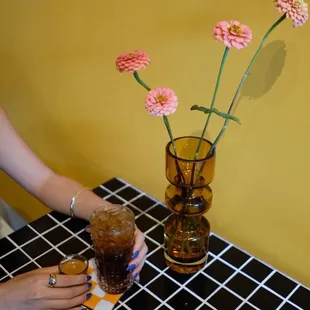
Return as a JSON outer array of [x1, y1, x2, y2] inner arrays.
[[1, 0, 310, 286]]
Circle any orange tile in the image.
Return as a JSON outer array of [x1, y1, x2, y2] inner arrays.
[[88, 280, 97, 292], [103, 293, 122, 304], [83, 294, 101, 309], [87, 267, 95, 274]]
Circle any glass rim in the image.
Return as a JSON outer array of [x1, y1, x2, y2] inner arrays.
[[166, 136, 216, 163], [89, 204, 135, 236], [58, 254, 89, 274]]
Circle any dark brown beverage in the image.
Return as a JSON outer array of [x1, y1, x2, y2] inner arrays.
[[89, 205, 135, 294]]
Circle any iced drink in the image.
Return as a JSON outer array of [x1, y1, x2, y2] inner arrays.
[[89, 205, 135, 294]]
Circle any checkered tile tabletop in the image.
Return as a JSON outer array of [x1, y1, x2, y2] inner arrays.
[[1, 178, 309, 310]]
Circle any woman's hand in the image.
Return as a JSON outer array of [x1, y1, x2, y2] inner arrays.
[[0, 265, 92, 310], [127, 227, 148, 281]]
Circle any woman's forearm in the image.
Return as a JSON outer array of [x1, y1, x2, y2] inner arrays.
[[37, 173, 110, 221]]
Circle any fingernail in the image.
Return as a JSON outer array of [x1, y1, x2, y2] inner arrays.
[[87, 282, 92, 289], [133, 272, 139, 278], [126, 264, 136, 272], [132, 250, 139, 259], [85, 293, 92, 300], [86, 275, 92, 281]]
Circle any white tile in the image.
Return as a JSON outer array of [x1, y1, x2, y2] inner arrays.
[[91, 284, 106, 298], [94, 299, 114, 310], [90, 270, 99, 283]]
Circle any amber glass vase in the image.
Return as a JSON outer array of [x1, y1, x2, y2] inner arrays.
[[164, 136, 216, 274]]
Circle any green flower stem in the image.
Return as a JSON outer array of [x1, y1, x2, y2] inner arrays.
[[133, 71, 151, 91], [209, 14, 286, 155], [194, 46, 230, 160]]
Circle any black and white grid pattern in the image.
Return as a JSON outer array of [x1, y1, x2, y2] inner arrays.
[[0, 177, 309, 310]]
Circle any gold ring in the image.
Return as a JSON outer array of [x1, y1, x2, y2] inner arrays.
[[48, 273, 57, 288]]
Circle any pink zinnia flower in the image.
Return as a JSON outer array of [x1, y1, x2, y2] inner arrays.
[[213, 20, 252, 49], [145, 88, 178, 116], [116, 50, 150, 73], [275, 0, 308, 27]]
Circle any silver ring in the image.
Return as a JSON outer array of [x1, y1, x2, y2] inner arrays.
[[48, 273, 57, 288]]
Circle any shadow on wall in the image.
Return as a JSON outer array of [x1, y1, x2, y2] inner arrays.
[[189, 40, 287, 140], [233, 40, 287, 113]]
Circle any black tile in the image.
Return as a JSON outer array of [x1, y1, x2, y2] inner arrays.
[[145, 237, 159, 253], [93, 186, 109, 198], [279, 302, 299, 310], [58, 237, 88, 255], [242, 259, 273, 282], [207, 253, 215, 264], [265, 272, 297, 298], [148, 248, 167, 270], [209, 235, 229, 255], [226, 273, 258, 298], [147, 225, 164, 244], [205, 260, 234, 283], [126, 289, 160, 309], [114, 306, 127, 310], [81, 248, 94, 260], [186, 274, 219, 299], [166, 268, 196, 284], [131, 195, 157, 210], [198, 305, 214, 310], [289, 286, 310, 310], [0, 238, 15, 257], [249, 287, 283, 310], [120, 282, 141, 302], [49, 211, 70, 222], [9, 225, 37, 246], [139, 262, 159, 285], [0, 267, 6, 279], [35, 249, 64, 267], [77, 230, 92, 245], [117, 186, 140, 201], [63, 218, 88, 234], [44, 226, 72, 245], [30, 215, 57, 234], [22, 238, 51, 258], [147, 274, 179, 300], [0, 249, 30, 273], [0, 276, 9, 283], [239, 304, 256, 310], [103, 178, 125, 192], [148, 205, 171, 221], [156, 306, 171, 310], [126, 204, 141, 216], [208, 288, 242, 310], [136, 215, 157, 233], [12, 262, 38, 276], [106, 195, 124, 205], [167, 289, 201, 310], [221, 246, 250, 268]]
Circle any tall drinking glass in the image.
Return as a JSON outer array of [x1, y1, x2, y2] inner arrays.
[[89, 205, 135, 294]]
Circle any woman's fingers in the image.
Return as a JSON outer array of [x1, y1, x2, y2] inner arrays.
[[48, 282, 90, 299], [42, 273, 89, 288], [131, 243, 148, 275], [43, 292, 91, 309], [132, 228, 145, 254]]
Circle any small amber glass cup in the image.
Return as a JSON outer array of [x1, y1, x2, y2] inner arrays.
[[59, 254, 89, 275]]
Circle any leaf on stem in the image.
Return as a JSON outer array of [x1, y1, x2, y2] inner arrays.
[[190, 105, 241, 125]]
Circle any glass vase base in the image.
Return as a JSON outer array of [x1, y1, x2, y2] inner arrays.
[[164, 251, 207, 274]]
